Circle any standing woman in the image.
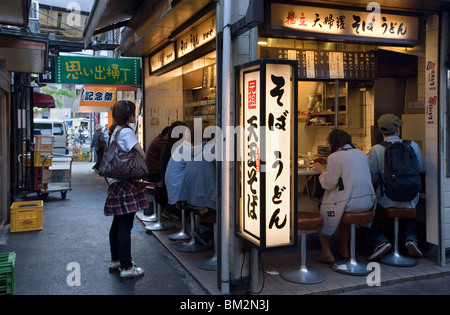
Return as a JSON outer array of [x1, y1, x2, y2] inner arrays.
[[104, 100, 148, 280]]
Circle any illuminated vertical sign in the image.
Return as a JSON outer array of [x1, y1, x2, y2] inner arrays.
[[237, 59, 298, 251]]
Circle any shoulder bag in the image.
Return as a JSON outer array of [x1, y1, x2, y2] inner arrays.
[[98, 126, 149, 181]]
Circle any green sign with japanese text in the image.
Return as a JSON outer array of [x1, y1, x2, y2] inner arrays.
[[55, 56, 141, 85]]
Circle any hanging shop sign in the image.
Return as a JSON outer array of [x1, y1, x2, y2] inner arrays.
[[80, 86, 116, 107], [148, 15, 216, 75], [236, 59, 298, 251], [149, 43, 176, 73], [177, 15, 216, 58], [51, 56, 141, 85], [267, 2, 421, 46]]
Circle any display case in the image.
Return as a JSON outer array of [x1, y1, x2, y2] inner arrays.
[[307, 81, 347, 127]]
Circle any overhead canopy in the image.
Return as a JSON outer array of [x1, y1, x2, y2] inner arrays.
[[0, 0, 30, 27], [33, 92, 55, 108], [84, 0, 215, 56]]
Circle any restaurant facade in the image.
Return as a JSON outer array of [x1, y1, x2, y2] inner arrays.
[[86, 0, 450, 294]]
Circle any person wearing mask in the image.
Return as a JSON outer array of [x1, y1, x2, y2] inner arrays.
[[104, 100, 147, 280], [363, 114, 426, 261], [312, 128, 376, 264]]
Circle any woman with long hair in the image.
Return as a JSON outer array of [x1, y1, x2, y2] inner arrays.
[[104, 100, 147, 280], [312, 128, 376, 264]]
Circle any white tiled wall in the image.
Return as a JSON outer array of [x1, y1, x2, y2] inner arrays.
[[143, 63, 183, 148]]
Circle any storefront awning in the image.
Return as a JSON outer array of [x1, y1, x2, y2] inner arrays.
[[33, 92, 55, 108], [84, 0, 215, 57]]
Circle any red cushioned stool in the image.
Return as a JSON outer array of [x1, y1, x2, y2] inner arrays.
[[196, 213, 217, 271], [334, 210, 373, 276], [144, 182, 175, 232], [168, 201, 190, 241], [378, 207, 418, 267], [175, 203, 211, 253], [280, 212, 326, 284], [141, 181, 158, 222]]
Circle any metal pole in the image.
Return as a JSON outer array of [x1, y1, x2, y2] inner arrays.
[[220, 0, 231, 295]]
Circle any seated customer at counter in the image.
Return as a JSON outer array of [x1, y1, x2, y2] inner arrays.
[[312, 129, 377, 263]]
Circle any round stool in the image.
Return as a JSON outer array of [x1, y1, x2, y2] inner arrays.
[[176, 205, 211, 253], [142, 182, 158, 222], [378, 207, 418, 267], [196, 213, 217, 271], [144, 183, 175, 232], [168, 202, 190, 241], [334, 210, 373, 276], [280, 212, 326, 284]]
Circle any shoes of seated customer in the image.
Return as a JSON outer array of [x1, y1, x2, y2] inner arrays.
[[405, 240, 423, 258], [194, 228, 212, 246], [368, 242, 392, 261], [162, 209, 180, 221]]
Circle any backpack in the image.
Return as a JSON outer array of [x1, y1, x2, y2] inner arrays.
[[97, 133, 106, 150], [380, 140, 421, 202]]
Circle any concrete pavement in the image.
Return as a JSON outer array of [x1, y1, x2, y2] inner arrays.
[[0, 162, 206, 295]]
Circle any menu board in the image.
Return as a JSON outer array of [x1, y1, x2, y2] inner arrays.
[[263, 48, 376, 80], [298, 50, 376, 80]]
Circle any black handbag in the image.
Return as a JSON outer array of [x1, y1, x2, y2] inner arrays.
[[305, 175, 325, 202], [98, 126, 148, 181]]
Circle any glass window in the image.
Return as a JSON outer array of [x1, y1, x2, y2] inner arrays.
[[53, 123, 64, 136], [34, 123, 52, 136]]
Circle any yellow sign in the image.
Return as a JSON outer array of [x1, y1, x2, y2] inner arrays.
[[80, 86, 116, 107]]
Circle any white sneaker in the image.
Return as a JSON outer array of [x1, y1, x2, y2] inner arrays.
[[119, 266, 144, 281], [109, 260, 121, 272], [109, 260, 136, 272]]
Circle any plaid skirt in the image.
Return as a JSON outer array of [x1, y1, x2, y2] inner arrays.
[[104, 180, 148, 216]]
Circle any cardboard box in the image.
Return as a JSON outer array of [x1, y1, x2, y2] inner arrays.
[[42, 168, 71, 183], [34, 136, 54, 152]]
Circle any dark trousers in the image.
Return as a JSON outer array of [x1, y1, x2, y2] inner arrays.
[[94, 149, 104, 170], [109, 212, 135, 269]]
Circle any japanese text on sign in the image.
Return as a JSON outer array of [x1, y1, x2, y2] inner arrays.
[[243, 70, 261, 241], [264, 64, 291, 247], [57, 56, 141, 85], [270, 3, 420, 44]]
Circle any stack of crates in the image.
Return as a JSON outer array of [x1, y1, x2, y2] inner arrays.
[[0, 252, 16, 295]]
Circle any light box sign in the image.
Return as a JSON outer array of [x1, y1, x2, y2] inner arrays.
[[236, 59, 298, 251], [149, 43, 176, 73], [269, 2, 421, 46], [56, 56, 141, 85], [177, 15, 216, 58]]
